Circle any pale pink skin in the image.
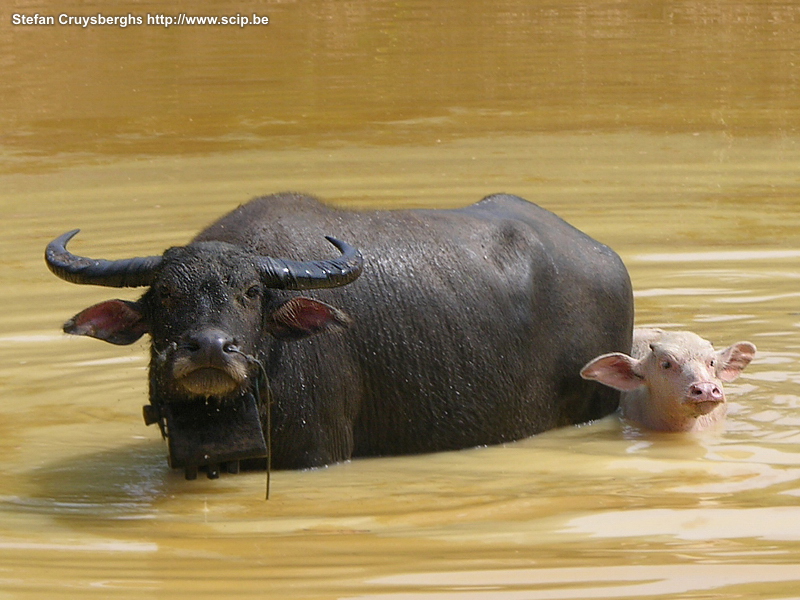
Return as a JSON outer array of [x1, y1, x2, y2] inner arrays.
[[580, 328, 757, 432]]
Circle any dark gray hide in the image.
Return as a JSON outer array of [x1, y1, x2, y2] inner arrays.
[[47, 193, 633, 477]]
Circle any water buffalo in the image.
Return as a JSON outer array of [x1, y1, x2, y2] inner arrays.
[[46, 192, 633, 478]]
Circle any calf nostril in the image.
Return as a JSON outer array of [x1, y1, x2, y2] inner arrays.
[[689, 382, 724, 401]]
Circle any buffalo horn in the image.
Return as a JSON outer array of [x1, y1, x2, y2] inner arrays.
[[258, 236, 363, 290], [45, 229, 163, 288]]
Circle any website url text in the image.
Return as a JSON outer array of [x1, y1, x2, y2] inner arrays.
[[11, 13, 270, 29]]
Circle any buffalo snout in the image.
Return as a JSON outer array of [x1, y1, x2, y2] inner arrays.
[[186, 329, 239, 364], [171, 328, 251, 398]]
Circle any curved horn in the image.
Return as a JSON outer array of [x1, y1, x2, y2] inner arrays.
[[259, 236, 363, 290], [45, 229, 163, 288]]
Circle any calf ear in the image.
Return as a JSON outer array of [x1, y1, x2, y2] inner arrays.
[[64, 299, 149, 345], [580, 353, 645, 391], [266, 296, 352, 340], [716, 341, 757, 382]]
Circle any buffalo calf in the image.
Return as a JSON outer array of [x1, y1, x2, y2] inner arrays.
[[581, 328, 756, 432]]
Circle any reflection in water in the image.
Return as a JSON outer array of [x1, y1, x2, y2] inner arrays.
[[2, 0, 800, 598], [358, 565, 800, 599], [637, 250, 800, 262], [23, 441, 168, 516]]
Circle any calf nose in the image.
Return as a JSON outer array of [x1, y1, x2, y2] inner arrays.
[[688, 382, 724, 403], [187, 329, 237, 365]]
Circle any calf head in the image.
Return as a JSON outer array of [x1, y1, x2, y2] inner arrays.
[[46, 230, 362, 477], [580, 329, 756, 431]]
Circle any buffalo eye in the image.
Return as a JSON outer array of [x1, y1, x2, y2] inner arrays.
[[241, 284, 262, 303], [156, 285, 176, 307], [661, 360, 672, 370]]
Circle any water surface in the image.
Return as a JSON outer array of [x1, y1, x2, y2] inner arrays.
[[2, 1, 800, 598]]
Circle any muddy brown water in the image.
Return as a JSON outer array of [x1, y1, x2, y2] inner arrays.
[[2, 1, 800, 598]]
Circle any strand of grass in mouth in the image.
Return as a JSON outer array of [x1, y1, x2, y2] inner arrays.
[[232, 348, 272, 500]]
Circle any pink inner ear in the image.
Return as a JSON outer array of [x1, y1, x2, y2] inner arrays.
[[716, 341, 757, 382], [267, 297, 350, 340], [581, 353, 644, 392], [66, 299, 148, 345], [283, 298, 335, 330]]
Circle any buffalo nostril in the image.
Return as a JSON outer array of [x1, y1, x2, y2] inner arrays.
[[186, 330, 236, 358], [689, 382, 723, 402]]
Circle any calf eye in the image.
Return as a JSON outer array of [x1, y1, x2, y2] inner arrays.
[[661, 360, 672, 370], [245, 284, 261, 299]]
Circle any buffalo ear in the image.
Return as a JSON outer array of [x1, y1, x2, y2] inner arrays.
[[716, 341, 757, 382], [64, 299, 149, 345], [580, 352, 645, 392], [266, 297, 351, 340]]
